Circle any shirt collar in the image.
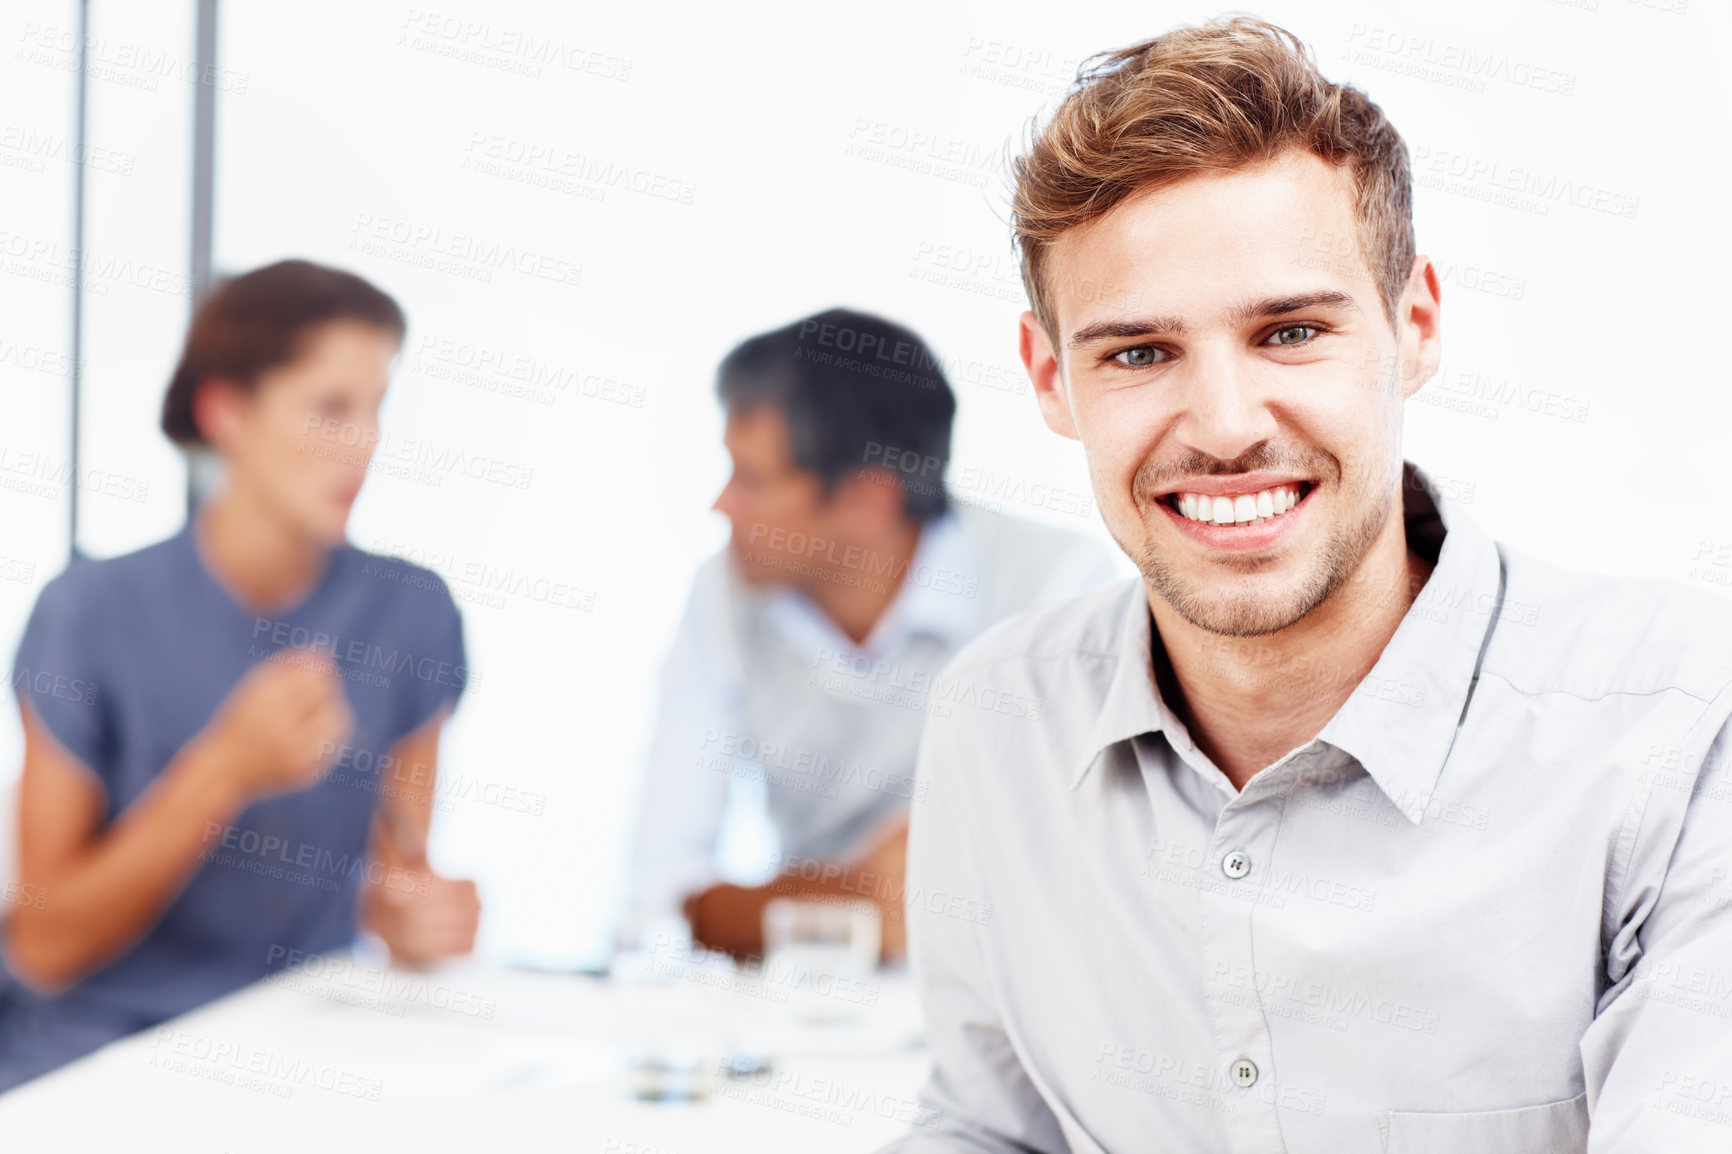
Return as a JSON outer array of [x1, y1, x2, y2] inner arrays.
[[1072, 460, 1505, 825], [758, 510, 986, 660], [1075, 580, 1183, 786]]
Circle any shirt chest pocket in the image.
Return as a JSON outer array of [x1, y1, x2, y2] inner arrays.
[[1382, 1090, 1588, 1153]]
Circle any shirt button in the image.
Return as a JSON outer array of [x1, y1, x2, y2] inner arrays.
[[1221, 850, 1251, 879], [1231, 1058, 1258, 1088]]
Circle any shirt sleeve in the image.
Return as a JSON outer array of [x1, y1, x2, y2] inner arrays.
[[878, 689, 1068, 1154], [10, 566, 112, 786], [398, 571, 468, 738], [618, 558, 744, 947], [1579, 689, 1732, 1151]]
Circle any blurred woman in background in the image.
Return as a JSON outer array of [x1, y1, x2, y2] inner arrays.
[[0, 259, 480, 1092]]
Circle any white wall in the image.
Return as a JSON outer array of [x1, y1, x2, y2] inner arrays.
[[1, 0, 78, 900]]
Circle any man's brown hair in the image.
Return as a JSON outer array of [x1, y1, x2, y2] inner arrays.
[[1010, 15, 1413, 340]]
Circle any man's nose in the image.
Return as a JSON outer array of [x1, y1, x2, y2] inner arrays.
[[1174, 349, 1279, 461], [711, 478, 736, 517]]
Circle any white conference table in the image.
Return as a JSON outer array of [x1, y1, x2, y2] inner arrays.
[[0, 947, 933, 1152]]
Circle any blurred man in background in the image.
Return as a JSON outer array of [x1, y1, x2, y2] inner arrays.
[[623, 308, 1120, 961]]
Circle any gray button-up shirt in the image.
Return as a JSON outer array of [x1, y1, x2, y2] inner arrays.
[[884, 461, 1732, 1153]]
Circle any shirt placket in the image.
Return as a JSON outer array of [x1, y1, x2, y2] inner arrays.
[[1198, 764, 1303, 1153]]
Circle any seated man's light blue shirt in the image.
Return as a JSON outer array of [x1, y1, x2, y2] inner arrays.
[[623, 504, 1126, 941], [883, 461, 1732, 1153]]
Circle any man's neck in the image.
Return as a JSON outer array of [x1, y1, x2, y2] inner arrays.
[[804, 519, 926, 646], [1152, 528, 1436, 793]]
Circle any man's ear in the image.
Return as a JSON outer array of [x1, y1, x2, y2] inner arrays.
[[1394, 254, 1443, 401], [832, 464, 911, 524], [1019, 310, 1079, 440], [191, 377, 245, 450]]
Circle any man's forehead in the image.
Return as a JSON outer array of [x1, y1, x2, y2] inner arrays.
[[1043, 149, 1366, 336], [723, 403, 795, 463], [725, 402, 787, 436]]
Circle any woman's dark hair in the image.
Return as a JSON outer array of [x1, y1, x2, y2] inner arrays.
[[161, 259, 406, 447]]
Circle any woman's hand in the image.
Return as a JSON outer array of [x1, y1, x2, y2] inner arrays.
[[199, 648, 354, 802], [361, 866, 481, 967], [359, 780, 481, 968]]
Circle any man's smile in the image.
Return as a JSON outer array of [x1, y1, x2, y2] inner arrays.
[[1155, 480, 1318, 553]]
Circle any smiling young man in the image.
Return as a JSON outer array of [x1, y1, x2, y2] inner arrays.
[[883, 17, 1732, 1154]]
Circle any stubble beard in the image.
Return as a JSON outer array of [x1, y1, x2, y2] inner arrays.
[[1126, 474, 1395, 639]]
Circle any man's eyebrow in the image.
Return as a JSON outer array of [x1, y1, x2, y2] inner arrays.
[[1068, 316, 1188, 348], [1228, 290, 1361, 326], [1066, 290, 1362, 350]]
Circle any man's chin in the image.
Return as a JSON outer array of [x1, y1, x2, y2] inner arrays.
[[1141, 527, 1383, 641], [1137, 548, 1324, 638], [1156, 575, 1302, 637], [1166, 592, 1313, 639], [726, 551, 776, 589]]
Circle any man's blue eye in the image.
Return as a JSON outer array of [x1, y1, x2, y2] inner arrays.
[[1272, 325, 1316, 346], [1117, 346, 1159, 367]]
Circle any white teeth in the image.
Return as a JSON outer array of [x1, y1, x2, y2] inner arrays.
[[1170, 484, 1306, 525]]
